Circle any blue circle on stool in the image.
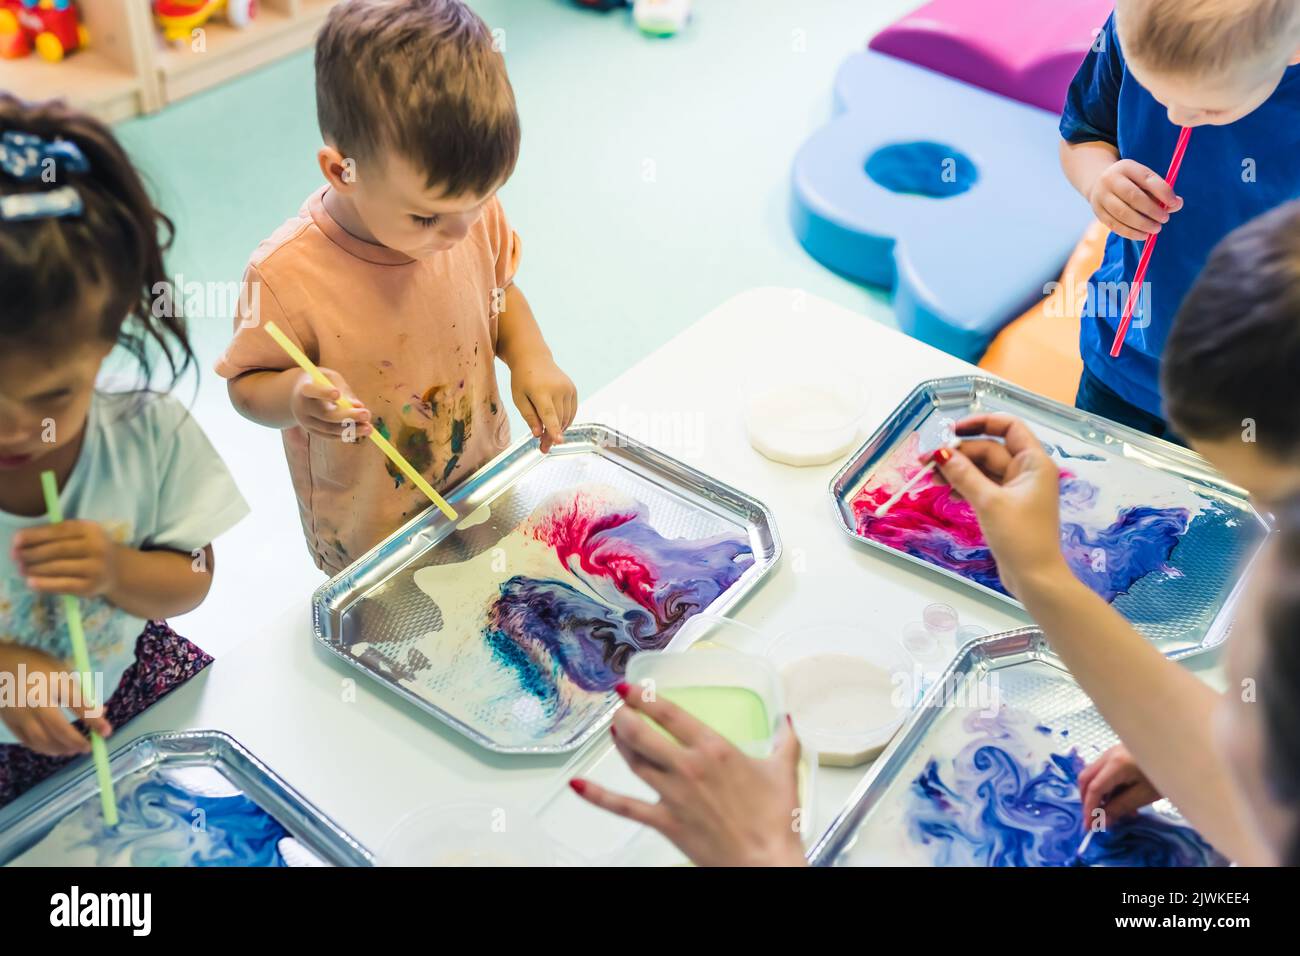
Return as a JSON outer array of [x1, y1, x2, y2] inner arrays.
[[865, 142, 978, 199]]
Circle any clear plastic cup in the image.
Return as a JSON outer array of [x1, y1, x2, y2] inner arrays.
[[625, 648, 783, 757], [768, 623, 917, 767], [923, 602, 959, 637]]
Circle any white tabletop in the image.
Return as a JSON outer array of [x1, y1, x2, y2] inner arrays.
[[24, 287, 1223, 861]]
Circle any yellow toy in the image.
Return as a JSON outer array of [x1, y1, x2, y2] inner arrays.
[[152, 0, 255, 45]]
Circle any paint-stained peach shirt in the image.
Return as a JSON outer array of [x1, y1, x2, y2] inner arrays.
[[215, 187, 515, 574]]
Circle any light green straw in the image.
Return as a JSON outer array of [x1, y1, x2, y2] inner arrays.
[[39, 470, 119, 827]]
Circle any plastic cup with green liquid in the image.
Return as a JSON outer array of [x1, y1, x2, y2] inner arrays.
[[624, 648, 782, 757]]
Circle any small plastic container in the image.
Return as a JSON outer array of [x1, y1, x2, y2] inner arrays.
[[769, 623, 918, 768], [378, 800, 561, 867], [625, 648, 783, 757], [923, 602, 959, 637], [742, 369, 868, 467]]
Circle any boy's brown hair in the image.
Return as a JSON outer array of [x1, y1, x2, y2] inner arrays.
[[315, 0, 519, 197], [1117, 0, 1300, 77]]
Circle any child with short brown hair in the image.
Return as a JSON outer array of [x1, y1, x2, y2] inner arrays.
[[218, 0, 576, 574]]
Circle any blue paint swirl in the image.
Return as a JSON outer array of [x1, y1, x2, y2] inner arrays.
[[71, 773, 292, 867], [906, 715, 1227, 867]]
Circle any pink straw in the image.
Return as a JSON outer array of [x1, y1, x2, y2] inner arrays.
[[1109, 126, 1193, 359]]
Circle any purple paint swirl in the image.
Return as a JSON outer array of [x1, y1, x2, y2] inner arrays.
[[484, 491, 753, 697]]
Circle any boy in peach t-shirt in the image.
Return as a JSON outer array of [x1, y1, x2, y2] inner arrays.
[[217, 0, 576, 574]]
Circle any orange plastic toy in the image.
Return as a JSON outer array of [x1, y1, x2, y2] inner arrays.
[[979, 221, 1109, 405]]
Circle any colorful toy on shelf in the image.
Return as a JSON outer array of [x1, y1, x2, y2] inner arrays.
[[152, 0, 256, 45], [790, 52, 1094, 361], [0, 0, 88, 63], [634, 0, 691, 37], [869, 0, 1114, 115]]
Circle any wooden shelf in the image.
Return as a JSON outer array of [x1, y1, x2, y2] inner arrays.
[[1, 0, 341, 121], [0, 50, 146, 123], [154, 8, 307, 103]]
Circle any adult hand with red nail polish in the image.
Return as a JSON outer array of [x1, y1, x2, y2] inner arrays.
[[934, 412, 1070, 600], [569, 685, 807, 867]]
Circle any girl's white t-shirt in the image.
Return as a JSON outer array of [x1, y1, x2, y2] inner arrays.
[[0, 391, 249, 746]]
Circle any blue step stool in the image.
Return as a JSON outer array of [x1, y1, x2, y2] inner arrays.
[[791, 51, 1095, 361]]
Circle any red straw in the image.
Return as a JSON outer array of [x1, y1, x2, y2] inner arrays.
[[1108, 126, 1193, 358]]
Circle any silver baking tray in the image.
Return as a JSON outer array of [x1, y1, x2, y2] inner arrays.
[[808, 628, 1219, 866], [0, 731, 372, 866], [830, 376, 1268, 659], [312, 424, 781, 756]]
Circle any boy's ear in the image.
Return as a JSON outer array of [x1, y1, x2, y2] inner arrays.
[[318, 146, 358, 191]]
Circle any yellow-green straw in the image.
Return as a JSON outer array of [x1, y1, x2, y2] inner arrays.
[[262, 322, 459, 521], [39, 470, 118, 827]]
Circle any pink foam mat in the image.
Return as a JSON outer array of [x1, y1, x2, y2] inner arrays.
[[869, 0, 1115, 114]]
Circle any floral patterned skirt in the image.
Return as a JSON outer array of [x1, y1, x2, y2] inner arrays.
[[0, 620, 212, 809]]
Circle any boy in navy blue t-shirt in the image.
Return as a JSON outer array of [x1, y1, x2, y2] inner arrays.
[[1060, 0, 1300, 440]]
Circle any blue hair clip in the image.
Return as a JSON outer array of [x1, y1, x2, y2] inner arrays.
[[0, 186, 84, 222], [0, 130, 90, 182], [0, 131, 89, 222]]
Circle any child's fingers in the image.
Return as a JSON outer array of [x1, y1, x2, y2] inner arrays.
[[1101, 193, 1162, 237], [518, 396, 544, 440], [566, 388, 579, 429], [1082, 760, 1133, 824], [570, 778, 671, 832], [12, 537, 91, 565], [1103, 783, 1156, 820], [1115, 174, 1171, 224], [1077, 753, 1105, 794], [298, 377, 342, 404], [1100, 213, 1153, 243], [80, 713, 113, 739], [29, 712, 91, 756], [315, 399, 368, 423], [24, 575, 95, 597], [11, 523, 86, 551], [20, 559, 94, 581], [534, 395, 564, 448], [1138, 169, 1179, 211]]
